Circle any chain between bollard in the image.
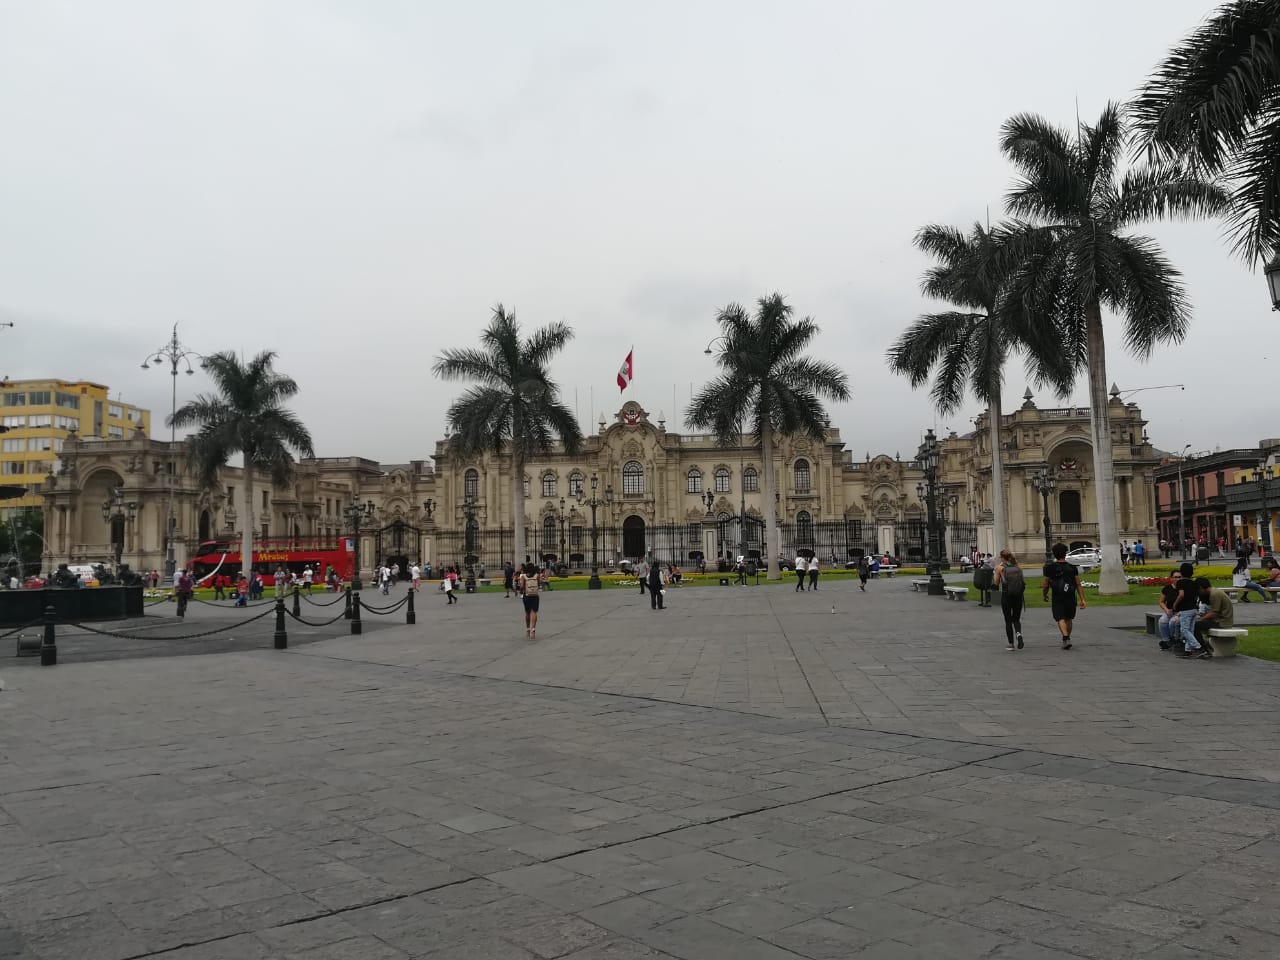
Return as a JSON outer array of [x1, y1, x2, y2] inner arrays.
[[357, 593, 410, 615], [65, 604, 278, 642], [285, 607, 352, 628]]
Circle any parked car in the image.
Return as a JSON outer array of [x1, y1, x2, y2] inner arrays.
[[23, 575, 47, 589], [1065, 548, 1101, 572]]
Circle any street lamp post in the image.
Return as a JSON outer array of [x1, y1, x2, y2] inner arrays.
[[576, 474, 608, 589], [558, 496, 567, 570], [101, 487, 138, 573], [463, 494, 478, 592], [143, 325, 202, 584], [343, 500, 376, 591], [1175, 443, 1191, 559], [1265, 253, 1280, 311], [915, 429, 945, 596], [1257, 459, 1272, 559], [1031, 469, 1056, 561]]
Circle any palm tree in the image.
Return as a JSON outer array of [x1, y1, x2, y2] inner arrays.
[[686, 294, 849, 580], [888, 222, 1074, 557], [999, 103, 1228, 592], [1133, 0, 1280, 263], [432, 305, 583, 569], [169, 351, 315, 579]]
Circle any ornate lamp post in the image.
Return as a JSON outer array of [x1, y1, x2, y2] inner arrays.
[[463, 494, 478, 592], [142, 325, 202, 584], [576, 474, 608, 589], [1031, 469, 1056, 561], [1265, 254, 1280, 311], [915, 428, 945, 595], [558, 496, 568, 569], [101, 487, 138, 573], [343, 499, 376, 590], [1257, 459, 1272, 559], [422, 498, 434, 522]]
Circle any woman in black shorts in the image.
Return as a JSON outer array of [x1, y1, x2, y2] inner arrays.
[[518, 563, 542, 639]]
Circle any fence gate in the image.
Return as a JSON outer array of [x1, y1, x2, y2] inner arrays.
[[374, 520, 421, 579]]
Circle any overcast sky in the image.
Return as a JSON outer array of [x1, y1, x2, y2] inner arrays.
[[0, 1, 1264, 465]]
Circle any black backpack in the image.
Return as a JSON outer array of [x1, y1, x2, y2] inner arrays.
[[1002, 564, 1025, 594]]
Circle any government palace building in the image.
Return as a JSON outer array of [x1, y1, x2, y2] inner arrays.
[[35, 392, 1160, 578]]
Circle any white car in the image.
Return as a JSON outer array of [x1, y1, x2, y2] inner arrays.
[[1065, 548, 1101, 572]]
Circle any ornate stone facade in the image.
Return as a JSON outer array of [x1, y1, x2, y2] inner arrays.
[[40, 395, 1158, 577]]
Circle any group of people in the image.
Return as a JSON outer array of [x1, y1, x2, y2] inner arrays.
[[1156, 562, 1237, 659], [1119, 540, 1147, 564], [974, 544, 1087, 651], [792, 556, 821, 591]]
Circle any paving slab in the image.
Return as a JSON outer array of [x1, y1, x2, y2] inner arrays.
[[2, 579, 1278, 958]]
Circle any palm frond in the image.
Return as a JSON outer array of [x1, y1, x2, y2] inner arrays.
[[1000, 113, 1085, 220], [1104, 234, 1191, 356], [1134, 0, 1280, 170], [1081, 102, 1127, 204], [1111, 162, 1233, 225], [1224, 112, 1280, 261]]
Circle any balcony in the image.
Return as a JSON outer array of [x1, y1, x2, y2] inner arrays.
[[1054, 522, 1099, 539]]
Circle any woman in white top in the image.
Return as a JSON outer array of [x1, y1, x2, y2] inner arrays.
[[807, 557, 820, 591], [794, 556, 808, 592]]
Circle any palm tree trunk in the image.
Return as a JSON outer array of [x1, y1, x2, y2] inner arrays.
[[511, 454, 526, 570], [762, 423, 780, 580], [1084, 299, 1128, 595], [988, 384, 1007, 555], [242, 459, 255, 583]]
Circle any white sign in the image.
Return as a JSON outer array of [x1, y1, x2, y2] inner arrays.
[[1234, 514, 1243, 526]]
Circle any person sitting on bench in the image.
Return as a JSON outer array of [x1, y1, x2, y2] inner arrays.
[[1189, 577, 1233, 655], [1233, 557, 1272, 602], [1157, 570, 1182, 649]]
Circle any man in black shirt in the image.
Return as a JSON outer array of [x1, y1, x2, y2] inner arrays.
[[1042, 543, 1086, 649]]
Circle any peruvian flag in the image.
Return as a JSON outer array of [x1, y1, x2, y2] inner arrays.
[[617, 348, 634, 392]]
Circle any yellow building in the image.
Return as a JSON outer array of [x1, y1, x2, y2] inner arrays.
[[0, 379, 150, 516]]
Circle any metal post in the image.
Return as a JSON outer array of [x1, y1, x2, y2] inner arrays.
[[350, 590, 362, 635], [1041, 488, 1052, 561], [344, 585, 352, 619], [589, 499, 601, 589], [292, 584, 301, 619], [40, 603, 56, 666], [406, 586, 416, 625], [273, 595, 288, 649], [1177, 451, 1187, 560], [1260, 464, 1272, 558]]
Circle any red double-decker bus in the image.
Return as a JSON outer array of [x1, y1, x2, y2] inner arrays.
[[188, 536, 355, 585]]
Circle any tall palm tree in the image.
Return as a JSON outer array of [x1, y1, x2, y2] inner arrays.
[[1000, 103, 1228, 592], [432, 305, 583, 569], [687, 294, 849, 580], [169, 351, 315, 579], [888, 222, 1075, 556], [1134, 0, 1280, 263]]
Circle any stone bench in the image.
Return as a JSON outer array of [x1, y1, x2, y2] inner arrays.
[[943, 586, 968, 601], [1208, 627, 1246, 658], [1145, 611, 1161, 635], [911, 578, 930, 592]]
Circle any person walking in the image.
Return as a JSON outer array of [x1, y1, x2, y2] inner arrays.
[[175, 570, 194, 618], [274, 565, 288, 599], [302, 565, 314, 592], [1133, 539, 1145, 565], [443, 566, 457, 604], [794, 555, 808, 592], [648, 562, 666, 609], [1042, 542, 1086, 649], [857, 554, 870, 591], [234, 575, 249, 608], [503, 560, 515, 598], [993, 549, 1026, 651], [211, 574, 225, 601], [518, 563, 542, 638], [807, 556, 820, 591], [410, 563, 421, 592]]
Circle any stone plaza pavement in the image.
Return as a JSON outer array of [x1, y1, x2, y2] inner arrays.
[[2, 578, 1280, 959]]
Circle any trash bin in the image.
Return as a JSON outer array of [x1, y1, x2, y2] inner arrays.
[[745, 562, 757, 577], [1196, 546, 1210, 562]]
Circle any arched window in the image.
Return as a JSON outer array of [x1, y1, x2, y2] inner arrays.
[[743, 466, 759, 493], [568, 472, 584, 498], [1059, 490, 1082, 524], [796, 510, 813, 544], [464, 468, 479, 499], [686, 468, 703, 494], [623, 461, 644, 495], [794, 459, 811, 493], [714, 467, 731, 493], [542, 474, 557, 498]]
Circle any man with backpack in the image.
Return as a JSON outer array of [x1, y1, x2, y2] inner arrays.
[[993, 549, 1026, 650], [1042, 542, 1086, 650]]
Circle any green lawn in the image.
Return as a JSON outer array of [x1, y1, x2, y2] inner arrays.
[[1235, 625, 1280, 663]]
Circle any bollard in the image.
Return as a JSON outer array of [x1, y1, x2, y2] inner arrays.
[[292, 584, 301, 619], [344, 585, 352, 620], [40, 603, 57, 666], [350, 590, 362, 635], [273, 596, 288, 649], [406, 586, 416, 625]]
